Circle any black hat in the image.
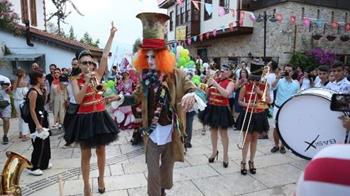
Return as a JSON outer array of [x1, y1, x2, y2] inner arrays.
[[59, 74, 69, 82], [221, 64, 232, 70]]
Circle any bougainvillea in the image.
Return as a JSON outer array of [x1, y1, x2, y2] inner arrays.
[[309, 48, 336, 66]]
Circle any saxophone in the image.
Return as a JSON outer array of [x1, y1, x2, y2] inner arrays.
[[0, 151, 32, 196]]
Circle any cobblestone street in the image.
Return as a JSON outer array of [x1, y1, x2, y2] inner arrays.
[[0, 117, 308, 196]]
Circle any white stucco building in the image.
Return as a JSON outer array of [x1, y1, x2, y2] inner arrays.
[[0, 0, 102, 80]]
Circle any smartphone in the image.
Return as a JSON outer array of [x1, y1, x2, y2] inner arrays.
[[330, 94, 350, 112]]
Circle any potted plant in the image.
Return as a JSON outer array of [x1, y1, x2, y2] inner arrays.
[[326, 35, 337, 41], [340, 35, 350, 42], [312, 33, 322, 40]]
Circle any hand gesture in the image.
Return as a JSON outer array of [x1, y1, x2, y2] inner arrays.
[[181, 94, 196, 111], [110, 21, 118, 36], [207, 78, 217, 87]]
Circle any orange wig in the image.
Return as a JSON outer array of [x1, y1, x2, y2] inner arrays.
[[134, 48, 175, 74]]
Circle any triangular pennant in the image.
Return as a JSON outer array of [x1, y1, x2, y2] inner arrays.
[[192, 1, 200, 11], [239, 11, 245, 26], [229, 22, 234, 31], [230, 9, 236, 17], [218, 6, 225, 17], [206, 32, 210, 39], [187, 38, 192, 45], [205, 3, 213, 16], [249, 13, 256, 22], [199, 34, 204, 41], [221, 25, 226, 32], [213, 29, 217, 37], [193, 35, 198, 42], [176, 0, 184, 7]]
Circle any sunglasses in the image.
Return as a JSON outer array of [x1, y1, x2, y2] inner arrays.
[[81, 61, 94, 65]]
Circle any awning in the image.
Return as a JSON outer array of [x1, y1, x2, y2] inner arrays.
[[0, 54, 43, 61]]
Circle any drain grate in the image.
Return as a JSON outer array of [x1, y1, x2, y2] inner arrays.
[[22, 147, 144, 196]]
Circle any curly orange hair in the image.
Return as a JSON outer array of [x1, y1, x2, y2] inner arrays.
[[134, 48, 175, 74]]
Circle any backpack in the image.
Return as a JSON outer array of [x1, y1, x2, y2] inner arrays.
[[20, 88, 34, 123], [0, 93, 10, 109]]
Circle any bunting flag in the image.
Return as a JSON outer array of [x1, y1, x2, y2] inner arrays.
[[193, 35, 198, 42], [199, 34, 204, 41], [229, 22, 234, 31], [187, 38, 192, 45], [290, 16, 296, 25], [218, 6, 225, 17], [239, 11, 245, 26], [230, 9, 236, 17], [345, 23, 350, 32], [249, 13, 256, 22], [192, 0, 200, 10], [206, 32, 210, 39], [221, 25, 226, 32], [213, 29, 217, 37], [176, 0, 184, 6], [205, 3, 213, 16]]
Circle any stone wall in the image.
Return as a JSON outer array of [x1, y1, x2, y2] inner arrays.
[[188, 1, 350, 65]]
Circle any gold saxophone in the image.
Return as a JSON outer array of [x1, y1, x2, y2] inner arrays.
[[0, 151, 32, 196]]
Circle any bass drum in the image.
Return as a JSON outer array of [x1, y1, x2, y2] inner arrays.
[[276, 88, 347, 160]]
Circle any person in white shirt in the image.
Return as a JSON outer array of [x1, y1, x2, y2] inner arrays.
[[326, 63, 350, 94], [314, 65, 330, 88], [0, 75, 12, 145]]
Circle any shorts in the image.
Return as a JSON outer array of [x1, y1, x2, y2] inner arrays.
[[0, 105, 11, 119], [272, 105, 280, 129]]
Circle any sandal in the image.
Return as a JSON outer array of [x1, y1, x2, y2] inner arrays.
[[248, 160, 256, 174], [240, 161, 247, 175]]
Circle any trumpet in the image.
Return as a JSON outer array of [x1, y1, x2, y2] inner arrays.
[[90, 71, 105, 95]]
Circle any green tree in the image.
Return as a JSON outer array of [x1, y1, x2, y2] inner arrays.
[[68, 26, 76, 40], [0, 1, 19, 31], [132, 38, 142, 54], [80, 32, 99, 48]]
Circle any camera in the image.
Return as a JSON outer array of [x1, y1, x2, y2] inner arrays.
[[330, 94, 350, 112]]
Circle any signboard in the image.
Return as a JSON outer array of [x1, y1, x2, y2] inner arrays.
[[176, 26, 187, 41]]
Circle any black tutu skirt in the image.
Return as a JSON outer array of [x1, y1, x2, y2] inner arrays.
[[63, 103, 79, 130], [198, 104, 234, 129], [236, 111, 269, 133], [64, 110, 119, 147]]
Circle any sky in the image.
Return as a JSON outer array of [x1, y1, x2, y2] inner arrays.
[[46, 0, 166, 65]]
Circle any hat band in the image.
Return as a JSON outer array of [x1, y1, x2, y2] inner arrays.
[[142, 39, 165, 49]]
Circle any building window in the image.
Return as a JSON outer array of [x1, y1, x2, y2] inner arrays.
[[30, 0, 37, 26], [219, 0, 229, 15], [180, 3, 185, 24], [169, 11, 174, 32], [176, 4, 180, 26], [20, 0, 29, 23], [185, 0, 191, 22], [204, 0, 212, 21]]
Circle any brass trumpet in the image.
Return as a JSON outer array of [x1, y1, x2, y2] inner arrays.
[[90, 71, 105, 95], [1, 151, 32, 196]]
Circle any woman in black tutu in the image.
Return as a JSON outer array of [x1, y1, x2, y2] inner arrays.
[[237, 74, 270, 175], [198, 64, 235, 168], [64, 23, 118, 196]]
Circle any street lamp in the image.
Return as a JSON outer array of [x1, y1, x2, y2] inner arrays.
[[255, 9, 277, 58]]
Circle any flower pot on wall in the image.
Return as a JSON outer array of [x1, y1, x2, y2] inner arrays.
[[326, 35, 337, 41], [340, 35, 350, 42], [312, 33, 322, 40]]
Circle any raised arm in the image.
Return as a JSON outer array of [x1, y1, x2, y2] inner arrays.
[[96, 22, 118, 78]]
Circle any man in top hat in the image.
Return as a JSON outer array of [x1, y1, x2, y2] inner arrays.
[[107, 12, 206, 196]]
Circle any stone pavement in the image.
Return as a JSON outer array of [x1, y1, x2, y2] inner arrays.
[[0, 117, 309, 196]]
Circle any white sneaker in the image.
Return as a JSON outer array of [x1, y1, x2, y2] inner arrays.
[[27, 169, 43, 176], [47, 163, 53, 169]]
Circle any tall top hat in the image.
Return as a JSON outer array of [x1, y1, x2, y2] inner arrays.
[[136, 12, 170, 49]]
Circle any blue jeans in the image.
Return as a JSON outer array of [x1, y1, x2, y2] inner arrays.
[[185, 111, 196, 144]]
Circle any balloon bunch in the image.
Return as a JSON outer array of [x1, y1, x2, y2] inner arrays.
[[176, 46, 195, 69], [103, 80, 117, 98]]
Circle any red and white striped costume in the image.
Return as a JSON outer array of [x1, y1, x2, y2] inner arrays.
[[296, 144, 350, 196]]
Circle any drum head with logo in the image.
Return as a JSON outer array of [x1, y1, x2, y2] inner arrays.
[[276, 88, 347, 160]]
